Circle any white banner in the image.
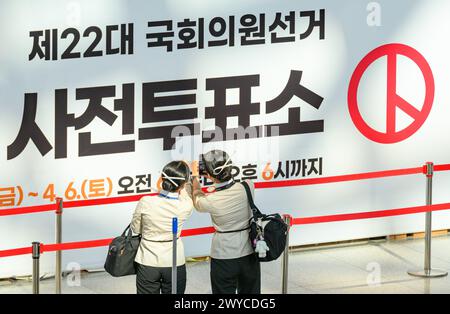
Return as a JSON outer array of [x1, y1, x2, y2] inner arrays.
[[1, 0, 450, 278]]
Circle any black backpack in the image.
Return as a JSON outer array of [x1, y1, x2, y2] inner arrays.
[[104, 224, 141, 277], [241, 181, 288, 262]]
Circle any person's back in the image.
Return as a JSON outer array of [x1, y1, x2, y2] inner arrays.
[[194, 179, 254, 260], [131, 161, 193, 294], [191, 150, 261, 294], [133, 188, 192, 267]]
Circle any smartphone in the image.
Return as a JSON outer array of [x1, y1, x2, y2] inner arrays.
[[198, 154, 207, 176]]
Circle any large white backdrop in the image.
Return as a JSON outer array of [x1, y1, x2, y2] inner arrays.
[[1, 0, 450, 278]]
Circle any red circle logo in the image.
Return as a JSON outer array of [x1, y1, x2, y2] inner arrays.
[[348, 43, 434, 143]]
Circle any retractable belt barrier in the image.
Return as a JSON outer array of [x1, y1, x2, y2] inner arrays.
[[1, 163, 450, 258], [1, 162, 450, 294], [2, 201, 450, 259], [0, 165, 437, 218]]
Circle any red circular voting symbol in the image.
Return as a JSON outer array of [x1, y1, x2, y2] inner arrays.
[[348, 43, 435, 143]]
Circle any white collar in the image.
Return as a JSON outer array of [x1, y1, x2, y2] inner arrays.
[[159, 190, 179, 200]]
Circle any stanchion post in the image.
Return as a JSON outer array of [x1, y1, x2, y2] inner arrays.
[[282, 215, 291, 294], [55, 197, 63, 294], [172, 217, 178, 294], [32, 242, 40, 294], [408, 162, 448, 278]]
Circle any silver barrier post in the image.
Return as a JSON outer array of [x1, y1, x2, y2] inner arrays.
[[32, 242, 40, 294], [408, 162, 448, 278], [281, 215, 291, 294], [55, 197, 63, 294], [172, 217, 178, 294]]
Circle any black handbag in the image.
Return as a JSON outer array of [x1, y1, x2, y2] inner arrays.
[[104, 224, 141, 277], [241, 181, 288, 262]]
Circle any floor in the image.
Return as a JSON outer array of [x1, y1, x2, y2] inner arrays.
[[2, 235, 450, 294]]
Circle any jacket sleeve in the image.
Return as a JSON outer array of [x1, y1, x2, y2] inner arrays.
[[130, 198, 147, 234], [193, 193, 213, 213], [180, 182, 193, 202], [179, 183, 195, 220]]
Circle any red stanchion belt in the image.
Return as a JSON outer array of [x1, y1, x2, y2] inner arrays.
[[0, 246, 33, 258], [292, 202, 450, 225], [255, 166, 423, 189], [0, 203, 56, 217], [0, 165, 434, 217], [0, 193, 158, 217], [2, 202, 450, 258], [435, 164, 450, 172]]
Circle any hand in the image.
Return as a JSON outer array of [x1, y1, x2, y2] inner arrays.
[[190, 160, 199, 177]]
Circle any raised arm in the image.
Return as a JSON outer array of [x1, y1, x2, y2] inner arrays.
[[189, 160, 212, 213]]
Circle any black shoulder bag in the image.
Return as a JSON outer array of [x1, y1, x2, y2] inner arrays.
[[104, 224, 141, 277], [241, 181, 288, 262]]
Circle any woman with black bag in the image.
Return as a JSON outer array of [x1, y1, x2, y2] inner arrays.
[[191, 150, 261, 294], [131, 161, 193, 294]]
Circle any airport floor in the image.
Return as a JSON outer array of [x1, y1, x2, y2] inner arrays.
[[2, 234, 450, 294]]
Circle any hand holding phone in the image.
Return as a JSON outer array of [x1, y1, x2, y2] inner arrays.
[[190, 161, 199, 177]]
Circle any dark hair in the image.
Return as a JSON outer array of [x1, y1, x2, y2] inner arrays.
[[161, 161, 190, 193], [204, 150, 234, 183]]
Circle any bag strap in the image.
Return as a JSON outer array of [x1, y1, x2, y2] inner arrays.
[[241, 181, 263, 218], [121, 224, 133, 239]]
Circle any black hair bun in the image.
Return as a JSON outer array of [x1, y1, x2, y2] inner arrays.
[[162, 180, 176, 193], [204, 150, 234, 183], [161, 161, 190, 193], [217, 168, 232, 181]]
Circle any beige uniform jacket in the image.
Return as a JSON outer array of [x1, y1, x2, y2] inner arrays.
[[131, 184, 193, 267], [194, 180, 255, 260]]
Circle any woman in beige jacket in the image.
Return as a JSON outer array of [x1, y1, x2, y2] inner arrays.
[[191, 150, 260, 294], [131, 161, 193, 294]]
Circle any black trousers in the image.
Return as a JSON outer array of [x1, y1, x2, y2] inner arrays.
[[211, 253, 261, 294], [135, 263, 186, 294]]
